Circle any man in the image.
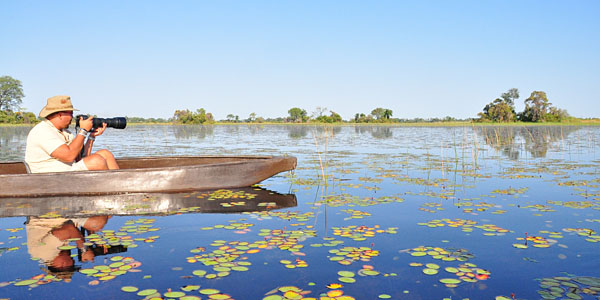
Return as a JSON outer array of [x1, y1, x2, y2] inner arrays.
[[25, 95, 119, 173]]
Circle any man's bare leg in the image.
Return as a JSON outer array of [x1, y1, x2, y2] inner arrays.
[[82, 154, 108, 170], [94, 149, 120, 169]]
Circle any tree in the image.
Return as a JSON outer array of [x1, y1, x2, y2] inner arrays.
[[316, 111, 342, 123], [194, 108, 207, 124], [247, 112, 256, 123], [330, 111, 342, 123], [173, 108, 213, 124], [288, 107, 307, 123], [478, 88, 519, 122], [312, 106, 328, 119], [443, 116, 456, 122], [205, 112, 214, 123], [173, 109, 193, 124], [546, 106, 569, 122], [0, 76, 25, 112], [520, 91, 551, 122], [478, 98, 516, 122], [354, 113, 372, 123], [371, 108, 385, 120], [383, 109, 393, 120], [500, 88, 519, 106], [371, 107, 392, 121], [226, 114, 235, 122]]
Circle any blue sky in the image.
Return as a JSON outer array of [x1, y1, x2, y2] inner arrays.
[[2, 1, 599, 120]]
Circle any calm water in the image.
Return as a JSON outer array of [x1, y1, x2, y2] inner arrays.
[[1, 125, 599, 300]]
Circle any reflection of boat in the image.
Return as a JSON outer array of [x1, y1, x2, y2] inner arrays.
[[0, 155, 296, 197], [0, 187, 297, 218]]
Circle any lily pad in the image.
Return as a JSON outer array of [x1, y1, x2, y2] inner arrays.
[[440, 278, 461, 284], [338, 277, 356, 283], [80, 269, 99, 275], [164, 291, 186, 298], [199, 289, 220, 295], [57, 245, 76, 250], [426, 263, 440, 269], [573, 276, 600, 287], [137, 289, 158, 296], [362, 270, 380, 276], [423, 268, 438, 275], [121, 286, 139, 292], [14, 279, 38, 286], [209, 294, 232, 300], [338, 271, 355, 277]]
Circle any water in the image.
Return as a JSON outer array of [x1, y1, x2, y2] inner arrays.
[[1, 125, 599, 300]]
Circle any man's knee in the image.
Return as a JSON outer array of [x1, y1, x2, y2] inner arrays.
[[96, 149, 115, 159], [93, 149, 119, 170], [82, 154, 108, 170]]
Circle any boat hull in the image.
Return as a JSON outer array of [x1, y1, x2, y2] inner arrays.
[[0, 156, 296, 197]]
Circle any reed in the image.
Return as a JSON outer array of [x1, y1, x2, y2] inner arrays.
[[312, 126, 334, 185]]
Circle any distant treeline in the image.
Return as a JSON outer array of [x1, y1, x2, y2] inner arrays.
[[170, 107, 467, 124], [0, 75, 595, 125], [164, 88, 581, 125]]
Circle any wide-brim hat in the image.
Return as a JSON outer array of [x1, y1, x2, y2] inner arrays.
[[39, 95, 79, 118]]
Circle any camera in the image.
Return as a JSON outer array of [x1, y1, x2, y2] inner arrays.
[[75, 115, 127, 130]]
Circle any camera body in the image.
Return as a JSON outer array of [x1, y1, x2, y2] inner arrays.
[[75, 115, 127, 130]]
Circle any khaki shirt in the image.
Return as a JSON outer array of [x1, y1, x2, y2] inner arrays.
[[26, 218, 88, 263], [25, 120, 75, 173]]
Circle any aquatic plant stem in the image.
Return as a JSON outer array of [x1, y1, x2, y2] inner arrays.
[[312, 126, 332, 185]]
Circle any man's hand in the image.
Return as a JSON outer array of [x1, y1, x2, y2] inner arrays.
[[91, 123, 107, 137], [79, 116, 93, 131]]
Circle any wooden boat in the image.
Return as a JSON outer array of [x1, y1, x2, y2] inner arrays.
[[0, 155, 296, 197], [0, 187, 297, 218]]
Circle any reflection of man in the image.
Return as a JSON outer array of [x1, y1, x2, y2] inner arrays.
[[25, 95, 119, 173], [26, 216, 110, 279]]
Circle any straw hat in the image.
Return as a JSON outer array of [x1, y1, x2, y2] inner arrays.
[[39, 95, 79, 118]]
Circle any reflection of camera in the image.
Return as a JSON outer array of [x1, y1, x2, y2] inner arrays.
[[75, 115, 127, 129], [77, 244, 128, 262]]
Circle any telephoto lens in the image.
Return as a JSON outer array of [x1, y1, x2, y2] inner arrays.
[[93, 117, 127, 129], [75, 115, 127, 129]]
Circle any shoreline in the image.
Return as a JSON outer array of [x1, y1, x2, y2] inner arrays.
[[2, 120, 600, 127]]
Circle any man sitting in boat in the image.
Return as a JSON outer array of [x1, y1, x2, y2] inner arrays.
[[24, 95, 119, 173]]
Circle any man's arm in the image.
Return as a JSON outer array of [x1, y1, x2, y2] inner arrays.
[[83, 138, 94, 157], [51, 116, 94, 163], [51, 135, 87, 163], [50, 221, 84, 246], [82, 123, 107, 158]]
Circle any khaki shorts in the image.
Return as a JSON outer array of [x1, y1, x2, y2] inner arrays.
[[28, 159, 89, 173], [71, 160, 89, 171]]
